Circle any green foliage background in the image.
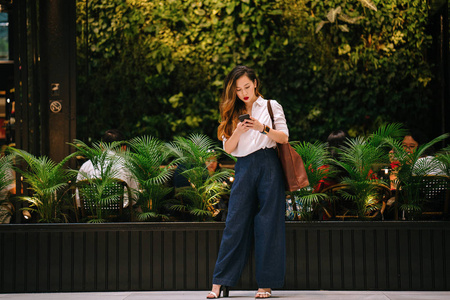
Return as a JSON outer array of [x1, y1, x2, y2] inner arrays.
[[76, 0, 434, 144]]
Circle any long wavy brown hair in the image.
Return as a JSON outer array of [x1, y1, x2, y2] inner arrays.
[[217, 66, 262, 141]]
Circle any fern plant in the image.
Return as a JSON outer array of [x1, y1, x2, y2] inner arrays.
[[71, 139, 132, 223], [166, 134, 233, 220], [0, 154, 15, 222], [8, 148, 76, 223], [291, 141, 335, 221], [125, 136, 174, 221]]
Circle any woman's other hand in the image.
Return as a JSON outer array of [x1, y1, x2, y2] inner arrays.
[[243, 117, 264, 133], [236, 120, 251, 134]]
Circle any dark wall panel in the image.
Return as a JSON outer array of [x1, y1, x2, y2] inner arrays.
[[0, 222, 449, 293]]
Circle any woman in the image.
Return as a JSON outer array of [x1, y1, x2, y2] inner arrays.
[[313, 130, 348, 193], [207, 66, 289, 299]]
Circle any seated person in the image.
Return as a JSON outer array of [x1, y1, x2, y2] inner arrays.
[[313, 130, 348, 220], [390, 129, 445, 179], [387, 129, 446, 210], [75, 129, 138, 208], [206, 151, 231, 221], [172, 150, 230, 221], [314, 130, 348, 192]]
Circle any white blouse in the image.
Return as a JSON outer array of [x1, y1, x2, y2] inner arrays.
[[223, 97, 289, 157]]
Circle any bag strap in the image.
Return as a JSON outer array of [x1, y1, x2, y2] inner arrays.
[[267, 100, 277, 130]]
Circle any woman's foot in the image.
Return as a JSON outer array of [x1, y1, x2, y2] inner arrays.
[[255, 288, 272, 298], [206, 284, 222, 299]]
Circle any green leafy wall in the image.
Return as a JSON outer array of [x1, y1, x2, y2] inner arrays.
[[76, 0, 434, 143]]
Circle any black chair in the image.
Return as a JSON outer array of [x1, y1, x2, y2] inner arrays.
[[393, 175, 449, 220], [420, 175, 449, 219], [76, 178, 132, 222]]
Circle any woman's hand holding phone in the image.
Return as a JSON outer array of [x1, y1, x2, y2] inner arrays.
[[238, 114, 251, 122], [238, 114, 264, 133]]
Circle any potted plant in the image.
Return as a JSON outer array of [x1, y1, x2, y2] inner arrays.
[[165, 134, 234, 221], [8, 148, 76, 223], [124, 136, 175, 221]]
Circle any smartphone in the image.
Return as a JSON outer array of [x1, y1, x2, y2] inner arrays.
[[238, 114, 251, 122]]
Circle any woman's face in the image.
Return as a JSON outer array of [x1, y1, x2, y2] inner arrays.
[[205, 157, 218, 174], [402, 135, 419, 154], [235, 75, 257, 105]]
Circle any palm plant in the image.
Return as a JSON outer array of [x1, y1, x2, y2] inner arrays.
[[0, 154, 15, 222], [124, 136, 174, 221], [165, 133, 234, 220], [332, 124, 405, 219], [386, 133, 449, 218], [8, 148, 76, 223], [173, 166, 232, 220], [166, 134, 221, 167], [290, 141, 335, 220], [433, 146, 450, 176], [71, 139, 125, 179], [71, 139, 132, 223]]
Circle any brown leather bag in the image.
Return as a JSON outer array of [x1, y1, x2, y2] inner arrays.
[[268, 100, 309, 191]]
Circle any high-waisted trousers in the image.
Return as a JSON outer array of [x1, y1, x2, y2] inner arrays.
[[212, 147, 286, 288]]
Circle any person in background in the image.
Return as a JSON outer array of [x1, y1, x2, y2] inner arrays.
[[313, 130, 348, 193], [327, 130, 347, 160], [390, 128, 445, 180], [406, 129, 445, 175], [75, 129, 138, 208], [401, 128, 426, 154], [310, 130, 348, 220], [205, 150, 232, 221]]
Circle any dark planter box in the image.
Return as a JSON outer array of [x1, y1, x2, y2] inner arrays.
[[0, 221, 449, 293]]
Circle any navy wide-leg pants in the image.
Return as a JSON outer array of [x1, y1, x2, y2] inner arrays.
[[212, 147, 286, 288]]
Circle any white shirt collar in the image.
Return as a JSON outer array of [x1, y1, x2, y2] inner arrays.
[[254, 96, 265, 107]]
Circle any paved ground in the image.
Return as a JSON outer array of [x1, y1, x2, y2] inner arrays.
[[1, 290, 450, 300]]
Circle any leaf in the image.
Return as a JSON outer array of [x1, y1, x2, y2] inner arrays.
[[0, 155, 14, 193], [226, 2, 235, 15], [194, 9, 206, 16], [326, 6, 341, 23], [358, 0, 377, 11], [339, 24, 349, 32], [337, 14, 364, 24], [190, 208, 211, 217], [268, 10, 283, 15], [315, 20, 329, 33], [168, 92, 184, 108]]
